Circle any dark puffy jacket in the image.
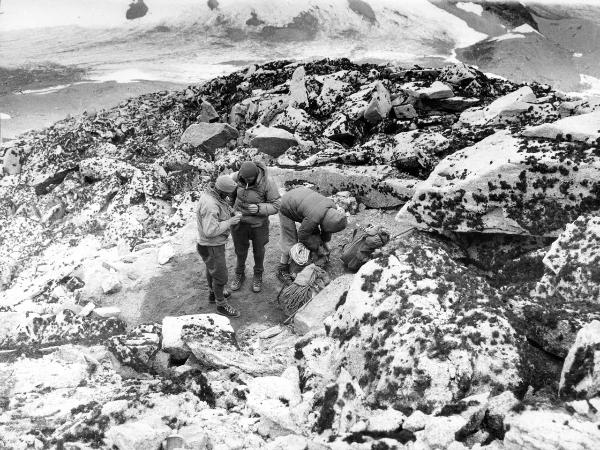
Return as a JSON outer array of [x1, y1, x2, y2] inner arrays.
[[231, 162, 280, 227], [280, 187, 347, 250]]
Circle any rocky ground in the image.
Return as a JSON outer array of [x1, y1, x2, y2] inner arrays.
[[2, 58, 600, 449]]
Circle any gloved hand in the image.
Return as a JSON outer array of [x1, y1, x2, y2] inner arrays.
[[229, 215, 242, 226], [246, 204, 259, 214]]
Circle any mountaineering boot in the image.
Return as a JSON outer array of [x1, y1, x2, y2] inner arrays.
[[217, 302, 240, 318], [208, 289, 230, 304], [230, 273, 245, 291], [252, 273, 263, 293], [276, 263, 293, 286]]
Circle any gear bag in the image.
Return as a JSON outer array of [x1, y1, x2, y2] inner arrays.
[[341, 225, 390, 272]]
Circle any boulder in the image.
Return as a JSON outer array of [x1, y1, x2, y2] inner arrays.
[[162, 314, 233, 360], [433, 97, 480, 112], [363, 81, 392, 124], [101, 273, 122, 295], [323, 113, 359, 145], [539, 214, 600, 305], [180, 123, 239, 151], [438, 63, 477, 86], [181, 317, 283, 375], [294, 274, 354, 335], [79, 157, 137, 181], [289, 66, 309, 108], [460, 86, 536, 126], [484, 391, 519, 437], [106, 324, 162, 374], [316, 73, 353, 115], [104, 419, 171, 450], [393, 104, 418, 119], [248, 125, 298, 157], [522, 215, 600, 357], [504, 409, 600, 449], [559, 320, 600, 400], [403, 410, 429, 432], [416, 81, 454, 100], [197, 100, 219, 123], [522, 110, 600, 143], [246, 368, 303, 432], [269, 106, 320, 134], [559, 97, 600, 117], [2, 146, 22, 175], [272, 165, 417, 208], [398, 130, 600, 236], [303, 234, 527, 414]]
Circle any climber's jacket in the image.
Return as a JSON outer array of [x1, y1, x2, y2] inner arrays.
[[196, 185, 233, 246], [231, 161, 280, 227]]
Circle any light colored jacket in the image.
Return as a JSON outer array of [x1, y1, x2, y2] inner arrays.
[[196, 186, 233, 246]]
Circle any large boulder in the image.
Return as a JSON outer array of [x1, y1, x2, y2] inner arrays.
[[294, 274, 354, 336], [2, 145, 22, 175], [302, 234, 528, 414], [559, 320, 600, 400], [180, 123, 239, 151], [398, 130, 600, 236], [523, 110, 600, 143], [248, 125, 298, 157], [272, 165, 417, 208]]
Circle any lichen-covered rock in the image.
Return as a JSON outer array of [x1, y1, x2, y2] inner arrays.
[[301, 234, 527, 414], [2, 145, 22, 175], [79, 157, 137, 181], [180, 122, 239, 151], [415, 81, 454, 100], [162, 313, 233, 360], [197, 99, 219, 123], [559, 320, 600, 400], [398, 130, 600, 236], [504, 408, 600, 449], [106, 323, 162, 374]]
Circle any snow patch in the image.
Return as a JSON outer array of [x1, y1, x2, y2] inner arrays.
[[513, 24, 541, 35], [491, 33, 526, 42], [456, 2, 483, 16]]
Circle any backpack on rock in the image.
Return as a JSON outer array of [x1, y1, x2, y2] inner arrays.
[[341, 225, 390, 272]]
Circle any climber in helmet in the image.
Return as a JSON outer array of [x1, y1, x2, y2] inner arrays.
[[196, 174, 242, 317], [277, 186, 348, 284]]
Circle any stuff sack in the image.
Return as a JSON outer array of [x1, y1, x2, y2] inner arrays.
[[277, 264, 330, 316], [341, 225, 390, 272]]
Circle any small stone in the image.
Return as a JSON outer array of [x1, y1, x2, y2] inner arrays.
[[393, 104, 418, 119], [101, 274, 122, 295], [77, 302, 96, 317], [404, 410, 429, 432], [157, 243, 176, 265]]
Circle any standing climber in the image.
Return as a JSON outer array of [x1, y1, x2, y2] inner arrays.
[[229, 161, 281, 293], [196, 175, 242, 317], [277, 186, 348, 284]]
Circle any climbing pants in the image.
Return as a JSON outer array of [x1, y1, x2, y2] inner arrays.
[[279, 213, 298, 264], [196, 243, 228, 305], [231, 221, 269, 276]]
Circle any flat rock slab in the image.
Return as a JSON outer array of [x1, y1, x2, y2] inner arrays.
[[180, 123, 239, 150], [522, 110, 600, 142], [294, 274, 354, 335]]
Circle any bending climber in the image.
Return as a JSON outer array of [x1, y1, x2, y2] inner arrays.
[[229, 161, 281, 293], [277, 186, 348, 284], [196, 175, 242, 317]]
